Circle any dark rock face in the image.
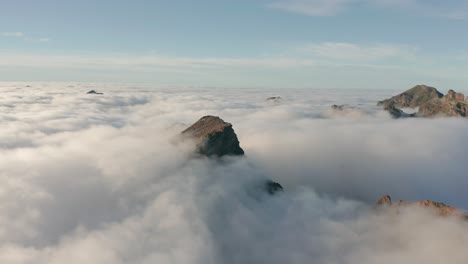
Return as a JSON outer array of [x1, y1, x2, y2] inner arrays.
[[266, 96, 281, 102], [374, 195, 468, 218], [330, 104, 362, 113], [265, 180, 283, 195], [331, 104, 348, 111], [87, 90, 103, 95], [182, 116, 244, 157], [377, 85, 443, 108], [384, 104, 416, 119]]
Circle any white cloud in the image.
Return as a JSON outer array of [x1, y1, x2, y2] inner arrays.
[[270, 0, 468, 19], [269, 0, 356, 16], [1, 32, 24, 37], [0, 52, 316, 71], [1, 32, 50, 43], [0, 83, 467, 263], [300, 42, 417, 60]]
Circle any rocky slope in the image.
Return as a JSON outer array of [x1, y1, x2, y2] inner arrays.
[[374, 195, 468, 218], [377, 85, 443, 108]]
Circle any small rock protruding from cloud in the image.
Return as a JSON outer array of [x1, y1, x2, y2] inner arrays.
[[266, 96, 282, 103], [86, 90, 103, 95]]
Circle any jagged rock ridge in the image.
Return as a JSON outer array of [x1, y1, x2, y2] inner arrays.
[[419, 90, 468, 117], [374, 195, 468, 218], [378, 85, 468, 118]]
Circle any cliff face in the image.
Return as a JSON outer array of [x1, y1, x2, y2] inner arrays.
[[182, 115, 245, 157], [377, 85, 443, 108]]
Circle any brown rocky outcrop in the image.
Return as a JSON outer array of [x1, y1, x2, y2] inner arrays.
[[377, 85, 443, 108], [446, 90, 465, 101], [374, 195, 468, 218], [182, 116, 244, 157], [418, 97, 468, 117]]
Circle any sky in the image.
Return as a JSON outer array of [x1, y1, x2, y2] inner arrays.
[[1, 0, 468, 89]]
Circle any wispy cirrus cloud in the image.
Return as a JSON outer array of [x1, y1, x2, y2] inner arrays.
[[1, 32, 50, 43], [269, 0, 355, 16], [300, 42, 417, 60], [269, 0, 468, 19], [1, 32, 25, 37], [0, 51, 322, 72]]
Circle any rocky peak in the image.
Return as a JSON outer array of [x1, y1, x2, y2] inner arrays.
[[377, 85, 443, 108], [182, 115, 245, 157]]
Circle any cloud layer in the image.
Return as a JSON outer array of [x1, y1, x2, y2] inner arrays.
[[0, 83, 467, 263], [270, 0, 468, 18]]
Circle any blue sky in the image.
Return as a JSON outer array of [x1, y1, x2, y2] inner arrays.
[[1, 0, 468, 89]]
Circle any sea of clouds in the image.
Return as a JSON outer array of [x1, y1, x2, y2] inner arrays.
[[0, 82, 467, 264]]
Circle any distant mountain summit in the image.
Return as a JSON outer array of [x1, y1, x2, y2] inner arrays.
[[377, 85, 443, 108], [378, 85, 468, 118]]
